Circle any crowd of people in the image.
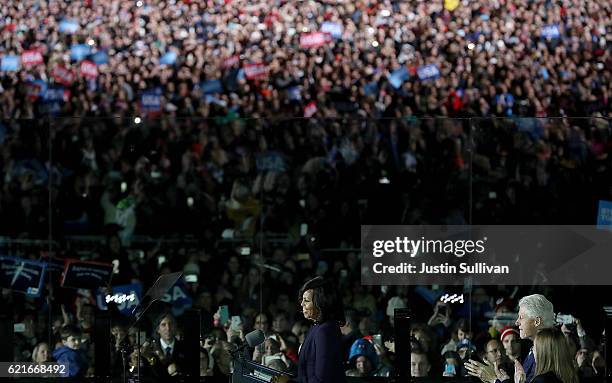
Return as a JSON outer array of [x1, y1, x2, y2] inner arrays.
[[0, 0, 611, 381], [0, 0, 609, 120]]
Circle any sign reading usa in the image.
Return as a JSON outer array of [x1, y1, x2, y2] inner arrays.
[[21, 49, 44, 67], [300, 32, 330, 48], [244, 63, 268, 80]]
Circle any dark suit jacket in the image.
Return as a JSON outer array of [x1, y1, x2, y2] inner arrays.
[[149, 338, 187, 379], [298, 320, 346, 383], [533, 371, 563, 383], [496, 349, 535, 383]]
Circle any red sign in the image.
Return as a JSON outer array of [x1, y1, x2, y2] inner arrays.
[[80, 60, 98, 79], [304, 101, 317, 117], [51, 65, 76, 86], [244, 63, 268, 80], [299, 32, 330, 49], [21, 49, 44, 67], [222, 55, 240, 69]]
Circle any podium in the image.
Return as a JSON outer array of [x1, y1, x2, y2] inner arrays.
[[232, 358, 294, 383]]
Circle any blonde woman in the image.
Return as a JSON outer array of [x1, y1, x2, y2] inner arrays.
[[32, 342, 51, 364], [518, 328, 579, 383]]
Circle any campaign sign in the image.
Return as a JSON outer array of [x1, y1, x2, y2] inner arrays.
[[541, 24, 561, 39], [363, 82, 379, 96], [43, 86, 66, 103], [388, 66, 409, 89], [70, 44, 90, 62], [25, 80, 46, 102], [79, 60, 98, 78], [21, 49, 44, 67], [59, 19, 79, 34], [95, 283, 143, 316], [1, 55, 20, 71], [597, 200, 612, 230], [0, 256, 46, 297], [160, 279, 193, 316], [61, 259, 113, 289], [160, 51, 177, 65], [300, 32, 330, 48], [141, 88, 162, 112], [51, 65, 76, 86], [417, 64, 440, 81], [321, 22, 343, 39], [201, 79, 223, 95], [304, 101, 317, 117], [40, 255, 66, 286], [91, 50, 109, 65], [222, 55, 240, 69], [244, 63, 268, 80]]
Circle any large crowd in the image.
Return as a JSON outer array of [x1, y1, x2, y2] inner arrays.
[[0, 0, 609, 119], [0, 0, 611, 381]]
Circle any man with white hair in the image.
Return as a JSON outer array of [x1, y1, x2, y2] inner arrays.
[[465, 294, 554, 383]]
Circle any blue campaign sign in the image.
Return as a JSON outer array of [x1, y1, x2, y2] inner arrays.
[[417, 64, 440, 81], [141, 88, 161, 112], [160, 51, 177, 65], [541, 24, 561, 39], [1, 55, 20, 71], [597, 200, 612, 230], [388, 66, 409, 89], [59, 19, 79, 34], [321, 22, 343, 39], [0, 256, 46, 297], [91, 50, 109, 65], [43, 86, 65, 102], [160, 280, 193, 317], [95, 283, 143, 316], [70, 44, 90, 61], [201, 79, 223, 95], [256, 151, 287, 172]]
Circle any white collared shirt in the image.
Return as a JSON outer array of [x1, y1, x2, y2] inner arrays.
[[160, 338, 176, 356]]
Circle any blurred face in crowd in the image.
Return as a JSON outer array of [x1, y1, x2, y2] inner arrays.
[[301, 289, 319, 322], [355, 355, 373, 376], [33, 343, 50, 363], [502, 333, 521, 357], [485, 340, 504, 364], [254, 314, 269, 332], [63, 335, 82, 350], [157, 315, 177, 342], [272, 314, 289, 333], [516, 307, 540, 340], [457, 328, 472, 341], [411, 352, 430, 377]]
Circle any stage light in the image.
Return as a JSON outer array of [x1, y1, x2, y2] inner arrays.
[[134, 117, 142, 124]]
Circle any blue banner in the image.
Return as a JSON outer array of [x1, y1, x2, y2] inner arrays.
[[95, 283, 143, 316], [70, 44, 90, 62], [597, 200, 612, 230], [287, 86, 302, 101], [141, 88, 162, 112], [43, 86, 65, 102], [388, 66, 409, 89], [0, 256, 46, 297], [59, 19, 79, 34], [160, 280, 193, 316], [417, 64, 440, 81], [321, 22, 343, 39], [1, 55, 20, 71], [91, 50, 109, 65], [541, 24, 560, 39], [201, 79, 223, 95], [160, 51, 177, 65]]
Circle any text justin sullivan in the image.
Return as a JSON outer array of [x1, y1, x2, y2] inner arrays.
[[372, 262, 510, 274]]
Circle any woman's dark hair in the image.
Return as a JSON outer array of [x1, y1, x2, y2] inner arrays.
[[298, 276, 345, 326]]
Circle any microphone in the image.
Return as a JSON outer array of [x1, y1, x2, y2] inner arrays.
[[231, 329, 265, 356]]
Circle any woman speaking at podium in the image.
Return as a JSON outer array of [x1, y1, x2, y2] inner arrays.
[[296, 276, 346, 383], [272, 277, 345, 383]]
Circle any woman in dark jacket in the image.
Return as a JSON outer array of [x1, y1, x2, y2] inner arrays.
[[297, 277, 346, 383], [530, 328, 579, 383]]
